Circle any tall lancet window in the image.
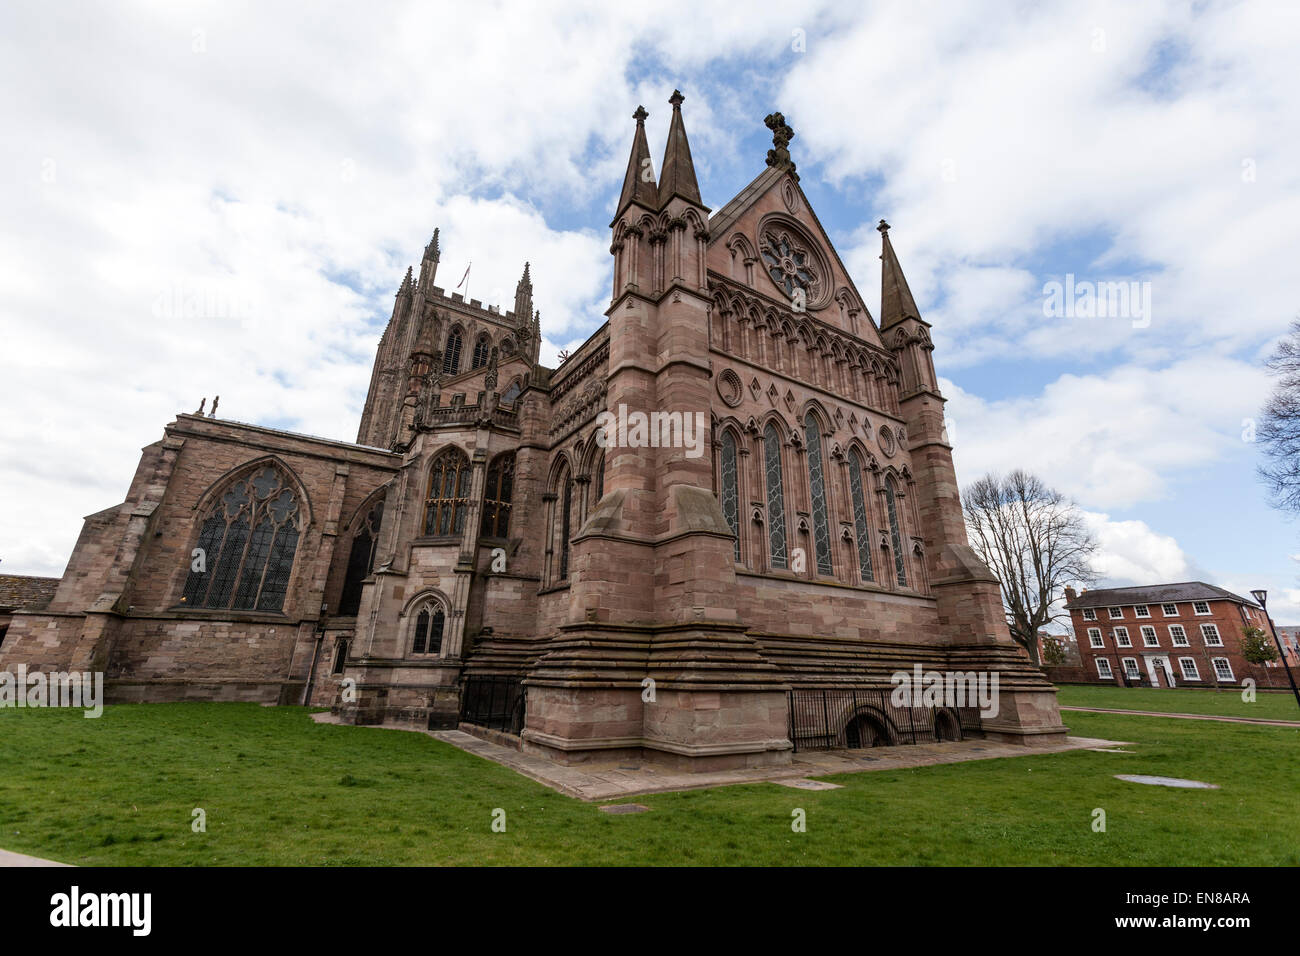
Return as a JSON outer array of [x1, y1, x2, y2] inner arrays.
[[180, 465, 302, 612], [719, 430, 740, 561], [763, 423, 788, 570], [885, 476, 907, 587], [443, 328, 463, 374], [338, 496, 385, 616], [849, 450, 874, 582], [803, 413, 833, 575], [559, 476, 573, 579]]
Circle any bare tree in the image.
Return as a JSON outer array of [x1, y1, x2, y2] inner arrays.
[[963, 470, 1099, 666], [1258, 318, 1300, 512]]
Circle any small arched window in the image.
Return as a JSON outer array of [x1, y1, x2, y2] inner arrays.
[[331, 638, 348, 675], [849, 450, 874, 583], [471, 333, 491, 369], [500, 379, 523, 404], [424, 449, 470, 536], [443, 328, 463, 374], [886, 476, 907, 587], [719, 430, 740, 561], [763, 423, 787, 570], [481, 453, 515, 538], [338, 496, 384, 617], [180, 464, 302, 612], [410, 602, 446, 656], [803, 412, 833, 575]]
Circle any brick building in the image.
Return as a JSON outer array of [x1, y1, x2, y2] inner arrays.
[[1064, 582, 1288, 688], [0, 94, 1066, 769]]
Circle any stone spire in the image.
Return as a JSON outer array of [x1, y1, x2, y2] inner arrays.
[[514, 261, 533, 324], [878, 220, 923, 330], [614, 106, 658, 221], [420, 229, 440, 289], [657, 90, 703, 209]]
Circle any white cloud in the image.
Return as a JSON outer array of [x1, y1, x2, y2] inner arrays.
[[945, 356, 1269, 509]]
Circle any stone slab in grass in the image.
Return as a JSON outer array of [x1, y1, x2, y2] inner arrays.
[[770, 778, 844, 791], [1115, 774, 1219, 789], [599, 804, 651, 814]]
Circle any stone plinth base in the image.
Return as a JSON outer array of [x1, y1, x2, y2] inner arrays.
[[521, 682, 792, 772]]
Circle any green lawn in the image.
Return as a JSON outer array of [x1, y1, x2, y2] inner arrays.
[[1, 702, 1297, 866], [1056, 684, 1300, 721]]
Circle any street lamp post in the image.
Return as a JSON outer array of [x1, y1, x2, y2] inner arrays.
[[1250, 589, 1300, 714]]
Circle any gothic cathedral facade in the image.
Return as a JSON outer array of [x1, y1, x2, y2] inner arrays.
[[0, 94, 1067, 769]]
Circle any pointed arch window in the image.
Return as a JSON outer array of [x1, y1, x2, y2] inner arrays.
[[500, 379, 523, 405], [719, 430, 740, 561], [471, 333, 491, 369], [885, 476, 907, 587], [849, 451, 874, 582], [180, 465, 302, 612], [339, 496, 385, 616], [331, 638, 348, 675], [410, 602, 446, 656], [763, 423, 788, 570], [443, 328, 463, 374], [481, 453, 515, 538], [803, 413, 833, 575], [424, 449, 470, 536]]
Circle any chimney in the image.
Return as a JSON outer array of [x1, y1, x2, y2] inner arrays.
[[1064, 586, 1078, 603]]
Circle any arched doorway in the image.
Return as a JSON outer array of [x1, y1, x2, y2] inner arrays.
[[934, 709, 961, 742], [843, 711, 892, 748]]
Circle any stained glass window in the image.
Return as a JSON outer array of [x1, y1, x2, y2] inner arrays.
[[339, 497, 385, 616], [443, 328, 463, 374], [471, 333, 491, 369], [849, 450, 874, 582], [764, 423, 788, 569], [886, 476, 907, 587], [481, 454, 514, 538], [424, 449, 470, 536], [331, 638, 348, 675], [803, 413, 833, 575], [719, 430, 740, 561], [180, 465, 301, 612], [500, 379, 522, 404]]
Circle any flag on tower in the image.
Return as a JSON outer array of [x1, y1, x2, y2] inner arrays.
[[457, 262, 471, 289]]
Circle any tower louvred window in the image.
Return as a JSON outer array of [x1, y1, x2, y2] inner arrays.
[[180, 465, 302, 612], [472, 334, 491, 369], [443, 329, 463, 374]]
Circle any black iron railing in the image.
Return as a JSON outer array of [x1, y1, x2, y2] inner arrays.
[[787, 686, 983, 753], [459, 675, 526, 735]]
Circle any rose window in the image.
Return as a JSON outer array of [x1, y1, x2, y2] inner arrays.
[[761, 230, 818, 300]]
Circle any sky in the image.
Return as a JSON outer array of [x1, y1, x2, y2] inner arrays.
[[3, 1, 1300, 622]]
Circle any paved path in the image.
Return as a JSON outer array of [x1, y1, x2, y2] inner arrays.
[[1061, 705, 1300, 727], [310, 712, 1121, 801], [0, 848, 71, 867]]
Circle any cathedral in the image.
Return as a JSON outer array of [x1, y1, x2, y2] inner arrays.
[[0, 93, 1067, 769]]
